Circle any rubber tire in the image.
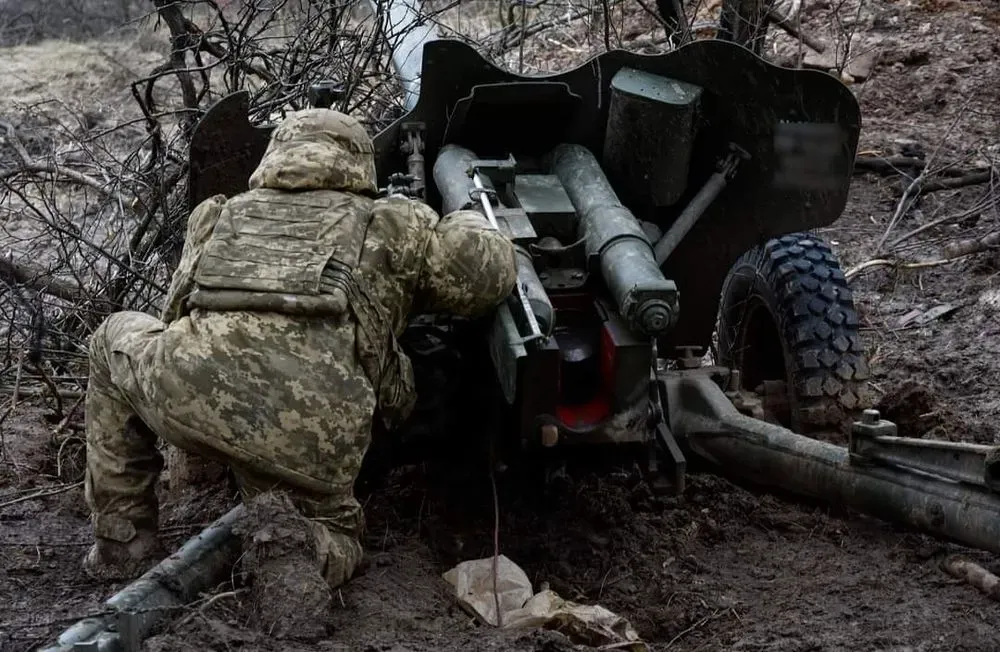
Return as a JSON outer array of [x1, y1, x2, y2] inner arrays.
[[716, 232, 872, 434]]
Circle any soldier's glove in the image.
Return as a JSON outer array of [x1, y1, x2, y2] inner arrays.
[[377, 173, 421, 199]]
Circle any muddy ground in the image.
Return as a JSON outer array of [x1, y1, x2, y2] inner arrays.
[[2, 0, 1000, 651]]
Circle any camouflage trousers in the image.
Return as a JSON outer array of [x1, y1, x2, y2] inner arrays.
[[85, 310, 375, 588]]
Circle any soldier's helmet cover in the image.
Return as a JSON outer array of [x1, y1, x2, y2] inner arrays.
[[248, 108, 377, 195]]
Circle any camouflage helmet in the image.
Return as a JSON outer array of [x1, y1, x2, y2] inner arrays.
[[248, 109, 377, 195]]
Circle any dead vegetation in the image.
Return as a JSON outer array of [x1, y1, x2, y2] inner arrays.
[[0, 0, 444, 440], [2, 0, 1000, 650]]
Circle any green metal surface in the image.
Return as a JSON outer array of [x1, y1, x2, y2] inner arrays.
[[609, 67, 703, 106], [512, 174, 577, 243]]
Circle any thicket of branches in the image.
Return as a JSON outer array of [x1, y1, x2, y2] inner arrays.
[[0, 0, 437, 423]]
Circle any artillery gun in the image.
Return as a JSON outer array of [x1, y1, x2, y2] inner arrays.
[[43, 1, 1000, 651]]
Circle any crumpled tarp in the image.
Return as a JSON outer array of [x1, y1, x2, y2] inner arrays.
[[443, 555, 648, 651]]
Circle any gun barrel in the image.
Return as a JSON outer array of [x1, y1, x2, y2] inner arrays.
[[366, 0, 440, 113], [550, 144, 678, 337]]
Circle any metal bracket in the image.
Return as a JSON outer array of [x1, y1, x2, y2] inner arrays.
[[470, 156, 518, 187], [720, 142, 751, 179], [465, 155, 546, 346], [849, 409, 1000, 492], [468, 186, 497, 205], [400, 121, 425, 147], [647, 361, 687, 494], [674, 345, 704, 369], [382, 122, 427, 200]]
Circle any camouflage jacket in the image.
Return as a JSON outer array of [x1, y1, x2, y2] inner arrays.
[[160, 109, 517, 433]]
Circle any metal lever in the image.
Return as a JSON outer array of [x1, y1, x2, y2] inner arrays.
[[653, 142, 750, 266]]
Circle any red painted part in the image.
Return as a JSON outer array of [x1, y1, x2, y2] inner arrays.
[[553, 321, 616, 429], [556, 396, 611, 429]]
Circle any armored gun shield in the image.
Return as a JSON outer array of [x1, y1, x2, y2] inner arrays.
[[188, 92, 273, 210], [189, 37, 859, 350]]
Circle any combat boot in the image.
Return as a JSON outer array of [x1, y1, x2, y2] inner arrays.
[[234, 491, 336, 640], [83, 515, 165, 581]]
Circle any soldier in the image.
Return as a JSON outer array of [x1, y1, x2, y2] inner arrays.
[[83, 108, 518, 588]]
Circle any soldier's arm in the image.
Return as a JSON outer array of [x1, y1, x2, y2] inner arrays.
[[159, 194, 227, 324], [416, 209, 517, 318]]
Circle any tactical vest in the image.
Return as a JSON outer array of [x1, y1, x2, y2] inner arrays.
[[186, 189, 415, 429]]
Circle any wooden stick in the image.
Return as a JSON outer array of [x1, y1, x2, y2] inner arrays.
[[854, 155, 993, 180], [874, 96, 975, 253], [888, 203, 987, 249], [0, 121, 136, 213], [918, 171, 994, 193], [942, 556, 1000, 601], [942, 230, 1000, 259], [0, 257, 89, 304], [0, 387, 83, 399], [0, 482, 83, 510], [876, 170, 926, 254], [844, 256, 968, 281]]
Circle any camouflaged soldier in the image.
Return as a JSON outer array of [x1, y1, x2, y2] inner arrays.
[[83, 108, 517, 584]]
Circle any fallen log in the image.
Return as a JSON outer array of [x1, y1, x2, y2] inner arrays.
[[853, 156, 993, 181], [40, 505, 245, 652], [942, 231, 1000, 259], [918, 171, 994, 193], [0, 257, 88, 304], [942, 555, 1000, 602]]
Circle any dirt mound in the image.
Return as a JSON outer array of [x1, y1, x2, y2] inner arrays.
[[877, 381, 942, 437]]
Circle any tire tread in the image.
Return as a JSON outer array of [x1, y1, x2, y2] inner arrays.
[[718, 232, 873, 432]]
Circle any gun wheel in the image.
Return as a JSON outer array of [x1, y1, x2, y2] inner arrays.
[[716, 233, 873, 435]]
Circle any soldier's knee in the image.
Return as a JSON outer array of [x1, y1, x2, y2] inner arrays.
[[90, 311, 165, 359], [88, 311, 166, 389], [94, 311, 163, 344]]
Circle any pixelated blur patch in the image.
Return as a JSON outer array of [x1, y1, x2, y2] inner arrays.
[[773, 121, 850, 191]]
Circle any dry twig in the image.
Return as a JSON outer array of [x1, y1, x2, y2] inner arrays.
[[873, 97, 975, 254], [0, 481, 83, 509], [845, 256, 970, 281]]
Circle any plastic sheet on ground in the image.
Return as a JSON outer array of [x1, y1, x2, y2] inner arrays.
[[443, 555, 648, 651], [442, 554, 534, 627]]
